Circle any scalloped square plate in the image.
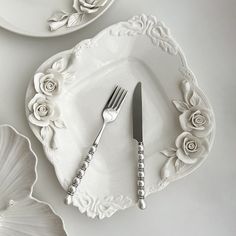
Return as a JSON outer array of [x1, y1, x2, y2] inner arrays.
[[25, 14, 215, 219]]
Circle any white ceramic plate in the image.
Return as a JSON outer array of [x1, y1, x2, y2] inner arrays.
[[0, 125, 67, 235], [25, 14, 215, 219], [0, 0, 114, 37]]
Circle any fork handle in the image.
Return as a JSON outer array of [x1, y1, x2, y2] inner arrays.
[[137, 142, 146, 210], [64, 143, 97, 205], [64, 122, 107, 205]]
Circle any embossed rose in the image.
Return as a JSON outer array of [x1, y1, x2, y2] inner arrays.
[[28, 94, 60, 127], [175, 132, 209, 164], [179, 107, 213, 137], [34, 72, 63, 97], [73, 0, 108, 14]]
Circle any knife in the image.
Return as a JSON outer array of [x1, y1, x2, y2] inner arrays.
[[132, 82, 146, 210]]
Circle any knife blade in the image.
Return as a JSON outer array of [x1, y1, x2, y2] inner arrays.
[[132, 82, 146, 210]]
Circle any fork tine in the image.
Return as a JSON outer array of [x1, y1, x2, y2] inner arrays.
[[116, 90, 127, 110], [108, 86, 121, 108], [111, 88, 124, 108], [105, 86, 119, 108]]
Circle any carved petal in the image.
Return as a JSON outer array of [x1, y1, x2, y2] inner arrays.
[[80, 6, 99, 14], [34, 73, 44, 93], [28, 93, 45, 111], [28, 114, 50, 127], [48, 11, 69, 22], [172, 100, 189, 113], [181, 80, 192, 104], [189, 91, 201, 107], [52, 58, 67, 73], [49, 18, 69, 31], [67, 13, 82, 27], [94, 0, 108, 7], [176, 148, 197, 164], [161, 148, 177, 158], [160, 157, 176, 180], [73, 0, 80, 12], [179, 110, 192, 131]]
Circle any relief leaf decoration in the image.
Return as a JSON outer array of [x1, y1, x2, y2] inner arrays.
[[28, 56, 74, 150]]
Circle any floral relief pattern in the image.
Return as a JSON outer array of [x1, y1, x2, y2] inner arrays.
[[28, 57, 74, 149], [48, 0, 108, 31], [72, 191, 132, 219], [111, 14, 179, 55], [26, 14, 215, 218], [160, 79, 214, 187]]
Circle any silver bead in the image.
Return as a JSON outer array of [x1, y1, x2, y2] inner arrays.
[[85, 154, 93, 161], [138, 163, 144, 169], [138, 154, 144, 160], [81, 161, 89, 170], [72, 177, 80, 186], [138, 180, 144, 186], [89, 145, 96, 154], [65, 195, 72, 205], [76, 169, 85, 178], [68, 186, 76, 194], [138, 171, 144, 178], [138, 199, 146, 210], [138, 145, 144, 152], [138, 189, 145, 197]]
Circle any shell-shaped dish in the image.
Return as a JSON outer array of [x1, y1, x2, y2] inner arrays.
[[0, 125, 67, 236], [25, 14, 215, 219]]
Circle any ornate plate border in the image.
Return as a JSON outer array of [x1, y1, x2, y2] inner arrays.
[[25, 14, 215, 218]]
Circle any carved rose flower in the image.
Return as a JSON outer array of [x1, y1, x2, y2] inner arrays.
[[74, 0, 108, 14], [179, 107, 213, 137], [175, 132, 209, 164], [28, 94, 60, 127], [34, 71, 63, 97]]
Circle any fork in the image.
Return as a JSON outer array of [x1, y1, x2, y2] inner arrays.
[[65, 85, 127, 205]]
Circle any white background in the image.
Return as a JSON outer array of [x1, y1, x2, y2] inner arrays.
[[0, 0, 236, 235]]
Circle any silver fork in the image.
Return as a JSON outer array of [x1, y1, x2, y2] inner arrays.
[[65, 85, 127, 205]]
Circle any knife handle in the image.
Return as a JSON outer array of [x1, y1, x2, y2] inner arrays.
[[64, 144, 97, 205], [137, 142, 146, 210]]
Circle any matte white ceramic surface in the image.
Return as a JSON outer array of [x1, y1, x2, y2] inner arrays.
[[25, 14, 215, 219], [0, 125, 67, 235], [0, 0, 114, 37]]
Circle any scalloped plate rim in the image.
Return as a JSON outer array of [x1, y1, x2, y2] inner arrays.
[[25, 14, 216, 219], [0, 124, 67, 235], [0, 0, 115, 38]]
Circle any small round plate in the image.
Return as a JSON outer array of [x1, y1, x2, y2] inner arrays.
[[0, 0, 114, 37]]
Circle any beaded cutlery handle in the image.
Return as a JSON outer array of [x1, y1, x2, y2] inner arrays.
[[64, 85, 127, 206], [137, 142, 146, 209], [64, 144, 97, 205]]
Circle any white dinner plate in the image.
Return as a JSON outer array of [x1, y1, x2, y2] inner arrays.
[[0, 125, 66, 235], [25, 14, 215, 219], [0, 0, 114, 37]]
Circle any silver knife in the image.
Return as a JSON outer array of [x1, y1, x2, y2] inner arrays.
[[133, 82, 146, 210]]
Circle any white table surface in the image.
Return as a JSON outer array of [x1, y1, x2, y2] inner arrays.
[[0, 0, 236, 235]]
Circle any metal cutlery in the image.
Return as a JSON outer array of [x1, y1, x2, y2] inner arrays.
[[132, 82, 146, 210], [65, 85, 127, 205]]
